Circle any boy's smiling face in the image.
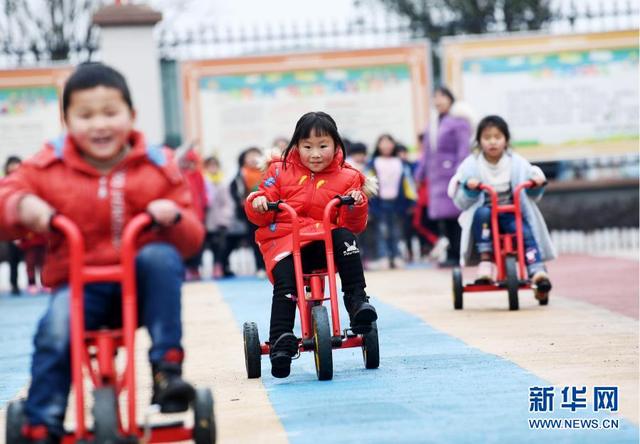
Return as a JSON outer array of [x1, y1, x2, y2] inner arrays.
[[64, 85, 135, 163]]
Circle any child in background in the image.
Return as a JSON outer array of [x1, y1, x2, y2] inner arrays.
[[180, 147, 208, 280], [203, 156, 234, 278], [345, 142, 376, 267], [395, 144, 419, 263], [18, 232, 47, 294], [0, 63, 204, 442], [230, 146, 267, 277], [366, 134, 416, 269], [3, 156, 24, 295], [448, 115, 555, 299], [345, 141, 368, 172], [245, 111, 377, 378]]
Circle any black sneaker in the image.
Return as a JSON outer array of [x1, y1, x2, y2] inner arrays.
[[344, 292, 378, 334], [151, 362, 195, 413], [269, 332, 298, 378]]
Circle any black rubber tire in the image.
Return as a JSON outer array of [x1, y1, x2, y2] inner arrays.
[[193, 388, 216, 444], [93, 386, 120, 444], [505, 256, 519, 311], [362, 322, 380, 369], [452, 268, 464, 310], [311, 305, 333, 381], [6, 399, 25, 444], [243, 321, 261, 379]]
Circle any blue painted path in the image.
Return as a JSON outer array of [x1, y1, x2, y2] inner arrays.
[[0, 293, 48, 404], [217, 277, 638, 444]]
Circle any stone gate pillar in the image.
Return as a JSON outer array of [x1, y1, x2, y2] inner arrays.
[[93, 4, 164, 144]]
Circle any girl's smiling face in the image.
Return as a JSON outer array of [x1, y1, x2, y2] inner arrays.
[[479, 125, 508, 164], [297, 129, 337, 173]]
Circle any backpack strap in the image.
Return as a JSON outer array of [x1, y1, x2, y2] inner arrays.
[[49, 135, 66, 158], [145, 143, 166, 166]]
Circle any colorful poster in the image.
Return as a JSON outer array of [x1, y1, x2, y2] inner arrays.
[[443, 30, 639, 160], [182, 46, 431, 173], [0, 86, 63, 161]]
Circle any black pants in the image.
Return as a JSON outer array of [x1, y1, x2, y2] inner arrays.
[[248, 222, 265, 271], [205, 229, 227, 266], [8, 242, 22, 292], [269, 228, 366, 343], [439, 218, 461, 262]]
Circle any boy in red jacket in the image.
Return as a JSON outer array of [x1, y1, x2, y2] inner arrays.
[[0, 63, 205, 443], [245, 111, 378, 378]]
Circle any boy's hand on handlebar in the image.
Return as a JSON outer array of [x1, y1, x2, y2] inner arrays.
[[345, 189, 364, 205], [252, 195, 269, 213], [465, 178, 480, 190], [147, 199, 181, 226], [18, 194, 55, 233], [530, 176, 546, 187]]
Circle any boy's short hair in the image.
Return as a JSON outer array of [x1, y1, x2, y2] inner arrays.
[[62, 62, 133, 115], [347, 142, 367, 156], [4, 155, 21, 175]]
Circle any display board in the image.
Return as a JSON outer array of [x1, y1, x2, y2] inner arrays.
[[442, 30, 638, 161], [0, 67, 71, 163], [181, 45, 431, 172]]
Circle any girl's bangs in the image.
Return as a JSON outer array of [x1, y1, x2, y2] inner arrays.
[[298, 119, 333, 140]]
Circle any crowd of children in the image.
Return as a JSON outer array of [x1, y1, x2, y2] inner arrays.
[[2, 125, 520, 288]]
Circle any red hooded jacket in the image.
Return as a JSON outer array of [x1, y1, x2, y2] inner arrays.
[[0, 131, 205, 287], [244, 149, 368, 280]]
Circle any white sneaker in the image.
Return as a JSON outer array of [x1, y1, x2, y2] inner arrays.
[[256, 269, 267, 279], [392, 257, 405, 269], [366, 257, 390, 271], [429, 237, 449, 263]]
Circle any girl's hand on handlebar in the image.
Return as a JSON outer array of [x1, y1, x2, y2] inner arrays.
[[345, 189, 364, 205], [465, 178, 480, 190], [147, 199, 181, 226], [252, 195, 269, 213], [530, 176, 546, 187]]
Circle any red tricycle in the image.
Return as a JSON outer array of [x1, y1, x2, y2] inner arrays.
[[5, 214, 215, 443], [242, 196, 380, 381], [452, 180, 550, 311]]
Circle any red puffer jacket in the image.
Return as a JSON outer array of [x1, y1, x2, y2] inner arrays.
[[244, 149, 368, 280], [0, 130, 204, 287]]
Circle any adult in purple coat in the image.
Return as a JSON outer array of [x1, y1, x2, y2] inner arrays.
[[415, 87, 474, 266]]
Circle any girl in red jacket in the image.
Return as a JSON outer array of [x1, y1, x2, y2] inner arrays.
[[245, 111, 378, 378]]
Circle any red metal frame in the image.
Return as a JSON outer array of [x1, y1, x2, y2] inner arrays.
[[462, 180, 536, 292], [259, 198, 363, 355], [51, 214, 194, 442]]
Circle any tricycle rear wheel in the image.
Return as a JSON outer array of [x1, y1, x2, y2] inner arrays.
[[452, 268, 463, 310], [243, 321, 261, 379]]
